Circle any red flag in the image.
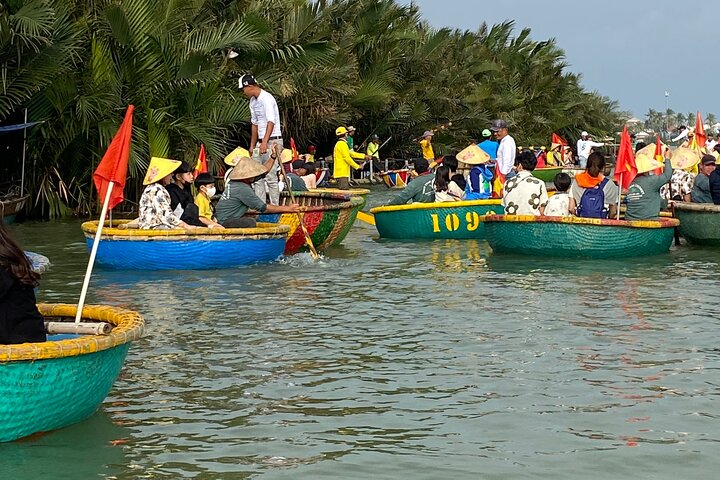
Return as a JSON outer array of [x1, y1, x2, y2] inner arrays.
[[290, 138, 299, 161], [93, 105, 134, 210], [551, 133, 567, 147], [614, 125, 637, 190], [193, 144, 208, 177], [694, 111, 706, 150]]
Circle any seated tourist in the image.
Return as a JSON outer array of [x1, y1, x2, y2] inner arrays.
[[139, 157, 196, 230], [625, 150, 673, 220], [0, 221, 46, 344], [502, 151, 548, 215], [692, 155, 716, 203], [434, 166, 464, 202], [451, 173, 467, 194], [544, 172, 572, 216], [215, 156, 300, 228], [465, 163, 493, 200], [286, 160, 309, 192], [710, 160, 720, 205], [298, 162, 317, 190], [569, 152, 619, 219], [193, 173, 222, 228], [660, 167, 695, 202], [442, 155, 459, 176], [165, 162, 203, 226], [388, 158, 435, 205]]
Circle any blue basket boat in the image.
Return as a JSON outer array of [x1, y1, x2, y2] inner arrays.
[[0, 303, 144, 442], [81, 220, 290, 270], [484, 215, 679, 258]]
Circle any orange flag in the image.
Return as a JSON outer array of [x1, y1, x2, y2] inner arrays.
[[614, 125, 637, 190], [551, 133, 567, 149], [193, 144, 208, 177], [694, 111, 706, 150], [93, 105, 134, 210]]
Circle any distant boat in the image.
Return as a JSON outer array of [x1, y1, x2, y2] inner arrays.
[[673, 202, 720, 246], [0, 194, 29, 224]]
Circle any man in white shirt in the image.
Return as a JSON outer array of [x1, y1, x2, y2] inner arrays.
[[706, 133, 717, 152], [240, 74, 283, 205], [576, 131, 604, 168], [491, 119, 516, 179]]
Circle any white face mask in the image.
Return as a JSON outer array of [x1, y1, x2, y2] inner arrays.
[[205, 186, 216, 197]]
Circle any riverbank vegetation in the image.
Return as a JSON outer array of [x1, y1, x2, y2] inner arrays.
[[1, 0, 623, 217]]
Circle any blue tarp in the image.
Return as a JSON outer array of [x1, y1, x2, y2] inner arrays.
[[0, 121, 43, 133]]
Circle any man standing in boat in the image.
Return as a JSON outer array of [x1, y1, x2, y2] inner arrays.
[[491, 119, 516, 180], [576, 131, 604, 169], [239, 73, 282, 205], [333, 126, 368, 190]]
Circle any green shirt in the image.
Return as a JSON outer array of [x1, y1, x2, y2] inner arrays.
[[286, 173, 308, 191], [388, 174, 435, 205], [692, 173, 713, 203], [346, 135, 354, 150], [625, 160, 672, 220], [215, 181, 267, 223]]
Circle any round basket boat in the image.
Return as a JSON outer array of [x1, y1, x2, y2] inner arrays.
[[379, 169, 412, 189], [1, 194, 29, 224], [673, 202, 720, 246], [484, 215, 679, 258], [256, 192, 365, 254], [0, 303, 144, 442], [532, 167, 564, 183], [81, 221, 290, 270], [370, 199, 503, 240]]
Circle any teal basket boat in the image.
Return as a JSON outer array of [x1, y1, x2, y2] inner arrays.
[[0, 304, 144, 442], [532, 167, 563, 183], [370, 200, 502, 239], [673, 202, 720, 246], [484, 215, 679, 258]]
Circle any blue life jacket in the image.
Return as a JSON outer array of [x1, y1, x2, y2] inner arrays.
[[465, 165, 493, 200], [577, 177, 609, 219]]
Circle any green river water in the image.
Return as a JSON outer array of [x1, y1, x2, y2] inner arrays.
[[2, 187, 720, 479]]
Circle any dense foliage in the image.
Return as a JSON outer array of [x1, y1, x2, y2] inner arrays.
[[1, 0, 624, 216]]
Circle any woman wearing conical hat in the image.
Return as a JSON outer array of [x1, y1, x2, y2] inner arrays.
[[139, 157, 196, 230]]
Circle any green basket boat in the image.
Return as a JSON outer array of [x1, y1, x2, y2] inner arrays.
[[370, 200, 503, 239], [673, 202, 720, 246], [532, 167, 564, 183], [484, 215, 679, 258], [0, 304, 144, 442]]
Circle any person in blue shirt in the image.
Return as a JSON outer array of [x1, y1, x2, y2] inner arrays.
[[477, 129, 499, 160]]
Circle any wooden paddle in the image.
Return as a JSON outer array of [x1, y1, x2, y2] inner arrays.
[[356, 211, 376, 225], [274, 144, 320, 259]]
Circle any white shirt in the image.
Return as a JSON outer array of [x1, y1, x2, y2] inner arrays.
[[496, 134, 516, 175], [502, 170, 548, 216], [706, 139, 717, 152], [544, 192, 570, 216], [577, 139, 604, 159], [250, 89, 281, 139]]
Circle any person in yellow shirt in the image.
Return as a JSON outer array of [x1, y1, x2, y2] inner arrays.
[[193, 173, 222, 228], [365, 134, 381, 177], [419, 131, 434, 161], [333, 126, 367, 189], [305, 145, 316, 163]]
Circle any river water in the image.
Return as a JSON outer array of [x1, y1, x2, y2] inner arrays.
[[3, 187, 720, 479]]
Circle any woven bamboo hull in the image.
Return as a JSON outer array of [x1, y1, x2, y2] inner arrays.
[[257, 192, 365, 254], [532, 167, 563, 183], [0, 195, 29, 224], [673, 202, 720, 246], [310, 188, 370, 209], [370, 200, 503, 239], [81, 221, 289, 270], [0, 304, 144, 442], [484, 215, 678, 258]]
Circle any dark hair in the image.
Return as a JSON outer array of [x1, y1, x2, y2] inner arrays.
[[516, 151, 537, 171], [451, 173, 466, 190], [442, 155, 458, 173], [194, 173, 215, 188], [303, 162, 316, 174], [414, 158, 429, 174], [714, 144, 720, 154], [175, 162, 193, 175], [634, 142, 647, 153], [0, 221, 39, 287], [553, 172, 572, 192], [434, 165, 451, 192], [586, 151, 605, 177]]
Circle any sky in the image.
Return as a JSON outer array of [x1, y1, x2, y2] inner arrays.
[[401, 0, 716, 118]]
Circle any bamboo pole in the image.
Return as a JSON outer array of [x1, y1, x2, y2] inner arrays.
[[20, 108, 27, 195], [75, 181, 114, 322], [616, 173, 622, 220], [45, 321, 113, 335]]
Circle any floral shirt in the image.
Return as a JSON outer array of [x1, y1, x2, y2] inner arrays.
[[502, 170, 548, 215], [660, 169, 695, 200], [139, 183, 182, 229]]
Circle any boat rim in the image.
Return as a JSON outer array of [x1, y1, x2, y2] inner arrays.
[[81, 220, 291, 237], [0, 303, 144, 362], [483, 214, 679, 229], [371, 199, 502, 214], [672, 201, 720, 213]]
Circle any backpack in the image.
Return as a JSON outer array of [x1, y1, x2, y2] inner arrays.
[[465, 165, 493, 200], [577, 177, 609, 219]]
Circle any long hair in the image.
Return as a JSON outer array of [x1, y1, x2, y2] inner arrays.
[[434, 165, 451, 192], [0, 221, 39, 287], [586, 152, 605, 177]]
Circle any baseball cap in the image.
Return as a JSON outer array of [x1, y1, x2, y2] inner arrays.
[[422, 130, 434, 137], [581, 131, 589, 137], [239, 74, 257, 88], [490, 120, 508, 132], [291, 159, 305, 169], [701, 154, 716, 165], [482, 129, 492, 137]]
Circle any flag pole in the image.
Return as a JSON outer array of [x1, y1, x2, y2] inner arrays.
[[617, 173, 622, 220], [75, 181, 114, 323]]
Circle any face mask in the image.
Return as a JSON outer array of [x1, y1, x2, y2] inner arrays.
[[205, 186, 216, 197]]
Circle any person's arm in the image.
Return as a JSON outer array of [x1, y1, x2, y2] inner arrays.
[[608, 203, 618, 219], [387, 182, 416, 205], [349, 148, 367, 162], [250, 124, 258, 152], [265, 203, 300, 214], [197, 216, 221, 228], [653, 159, 673, 188], [590, 141, 605, 147], [338, 141, 363, 169]]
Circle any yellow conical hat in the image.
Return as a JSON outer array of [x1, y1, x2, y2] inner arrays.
[[280, 149, 294, 164], [671, 147, 700, 170], [634, 143, 664, 174], [457, 144, 491, 165], [224, 147, 251, 166], [143, 157, 181, 185]]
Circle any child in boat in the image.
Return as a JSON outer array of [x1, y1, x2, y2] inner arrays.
[[139, 157, 197, 230], [569, 152, 619, 219], [544, 173, 572, 216], [465, 163, 493, 200], [194, 173, 222, 228], [434, 165, 464, 202], [0, 221, 46, 344]]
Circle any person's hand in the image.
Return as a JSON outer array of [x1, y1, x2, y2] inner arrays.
[[365, 155, 372, 161], [664, 147, 672, 159], [287, 203, 300, 213], [260, 141, 269, 155]]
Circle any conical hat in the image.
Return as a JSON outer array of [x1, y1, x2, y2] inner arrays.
[[280, 149, 294, 164], [634, 143, 664, 174], [228, 157, 268, 181], [671, 147, 700, 170], [224, 147, 251, 166], [143, 157, 181, 185], [457, 144, 491, 165]]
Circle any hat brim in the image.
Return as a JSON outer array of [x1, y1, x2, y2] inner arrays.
[[228, 158, 268, 181], [143, 157, 182, 185], [225, 147, 251, 166]]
